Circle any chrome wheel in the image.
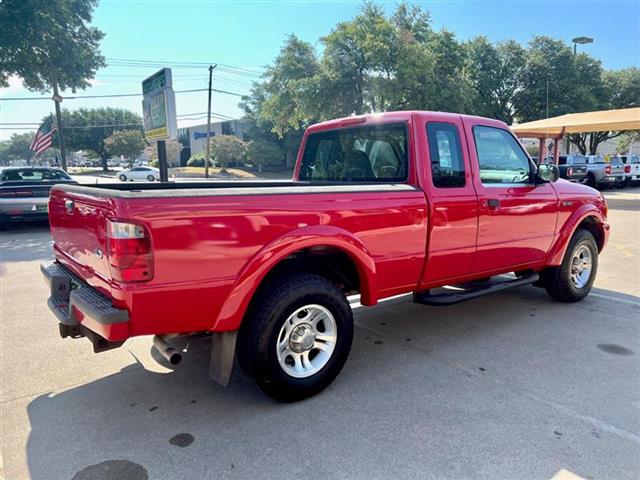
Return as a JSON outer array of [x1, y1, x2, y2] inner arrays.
[[570, 244, 592, 289], [276, 304, 337, 379]]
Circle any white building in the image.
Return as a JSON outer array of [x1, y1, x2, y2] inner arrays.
[[177, 119, 249, 161]]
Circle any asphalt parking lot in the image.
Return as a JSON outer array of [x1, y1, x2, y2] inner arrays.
[[1, 189, 639, 480]]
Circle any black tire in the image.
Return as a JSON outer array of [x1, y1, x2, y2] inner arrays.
[[585, 174, 596, 188], [147, 174, 155, 182], [541, 229, 598, 302], [119, 174, 127, 181], [238, 272, 353, 402]]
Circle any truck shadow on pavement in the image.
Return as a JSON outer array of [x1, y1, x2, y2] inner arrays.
[[0, 221, 52, 265], [23, 286, 640, 480]]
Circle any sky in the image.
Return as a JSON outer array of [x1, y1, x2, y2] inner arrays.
[[1, 0, 639, 141]]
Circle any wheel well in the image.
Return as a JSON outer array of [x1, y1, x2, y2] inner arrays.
[[577, 216, 605, 252], [259, 246, 361, 297]]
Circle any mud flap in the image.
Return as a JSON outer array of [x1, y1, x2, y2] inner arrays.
[[209, 331, 238, 386]]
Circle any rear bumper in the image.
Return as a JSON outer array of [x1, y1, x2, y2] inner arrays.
[[41, 261, 130, 348], [0, 197, 49, 222]]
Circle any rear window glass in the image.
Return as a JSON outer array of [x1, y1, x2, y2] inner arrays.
[[1, 169, 71, 181], [299, 123, 408, 183]]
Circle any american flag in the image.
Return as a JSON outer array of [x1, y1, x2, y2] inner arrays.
[[540, 140, 553, 163], [29, 115, 58, 156]]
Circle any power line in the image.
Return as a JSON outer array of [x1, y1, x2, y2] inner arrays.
[[0, 87, 244, 102], [105, 57, 264, 75]]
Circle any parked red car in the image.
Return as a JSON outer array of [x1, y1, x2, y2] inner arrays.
[[42, 111, 609, 401]]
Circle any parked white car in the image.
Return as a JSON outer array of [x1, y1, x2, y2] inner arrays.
[[118, 166, 159, 182]]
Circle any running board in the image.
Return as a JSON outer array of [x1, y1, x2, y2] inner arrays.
[[413, 274, 539, 306]]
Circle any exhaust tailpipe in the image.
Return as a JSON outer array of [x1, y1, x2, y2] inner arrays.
[[153, 335, 182, 365]]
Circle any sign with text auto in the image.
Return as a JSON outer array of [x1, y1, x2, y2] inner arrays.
[[142, 68, 177, 141]]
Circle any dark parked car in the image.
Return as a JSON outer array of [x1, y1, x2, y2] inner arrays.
[[0, 167, 77, 229], [542, 155, 588, 183]]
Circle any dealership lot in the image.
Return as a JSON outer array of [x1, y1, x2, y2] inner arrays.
[[1, 190, 639, 480]]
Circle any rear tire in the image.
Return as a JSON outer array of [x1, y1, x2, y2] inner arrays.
[[586, 174, 596, 188], [238, 273, 353, 402], [541, 229, 598, 303], [119, 174, 127, 181]]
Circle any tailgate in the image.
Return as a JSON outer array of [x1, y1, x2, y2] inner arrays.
[[48, 187, 116, 284]]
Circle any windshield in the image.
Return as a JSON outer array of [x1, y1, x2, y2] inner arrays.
[[299, 123, 408, 183]]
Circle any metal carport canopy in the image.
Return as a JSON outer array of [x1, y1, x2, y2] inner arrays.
[[511, 107, 640, 138]]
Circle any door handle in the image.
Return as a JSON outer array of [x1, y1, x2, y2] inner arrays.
[[486, 199, 500, 209], [65, 199, 75, 213]]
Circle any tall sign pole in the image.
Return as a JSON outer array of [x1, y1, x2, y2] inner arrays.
[[51, 76, 67, 171], [141, 68, 177, 183], [205, 64, 217, 179]]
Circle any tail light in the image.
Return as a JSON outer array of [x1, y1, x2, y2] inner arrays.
[[567, 167, 573, 177], [625, 165, 631, 173], [107, 220, 153, 282], [605, 165, 611, 175], [0, 190, 16, 197]]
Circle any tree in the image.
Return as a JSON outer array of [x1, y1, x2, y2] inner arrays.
[[567, 67, 640, 155], [247, 140, 285, 173], [104, 130, 146, 167], [512, 37, 605, 123], [59, 108, 143, 171], [0, 0, 105, 91], [145, 139, 182, 168], [465, 38, 525, 123], [616, 131, 640, 154], [209, 135, 249, 170], [4, 133, 35, 163]]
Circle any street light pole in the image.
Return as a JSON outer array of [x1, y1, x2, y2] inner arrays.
[[572, 36, 594, 55]]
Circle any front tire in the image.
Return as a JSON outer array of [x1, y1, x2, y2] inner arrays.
[[542, 229, 598, 302], [147, 174, 155, 182], [119, 174, 127, 181], [238, 273, 353, 402]]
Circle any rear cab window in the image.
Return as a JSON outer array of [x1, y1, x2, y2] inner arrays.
[[299, 123, 408, 183], [426, 122, 465, 188], [1, 169, 71, 181]]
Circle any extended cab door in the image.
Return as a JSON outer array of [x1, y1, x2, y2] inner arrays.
[[419, 116, 479, 284], [462, 118, 558, 273]]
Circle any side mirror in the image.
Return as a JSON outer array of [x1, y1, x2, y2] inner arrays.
[[536, 163, 559, 183]]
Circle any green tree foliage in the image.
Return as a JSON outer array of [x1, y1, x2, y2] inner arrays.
[[186, 153, 214, 168], [104, 130, 146, 166], [465, 38, 525, 123], [59, 108, 143, 170], [246, 140, 285, 172], [604, 67, 640, 109], [241, 3, 637, 158], [3, 133, 36, 163], [0, 0, 105, 91], [144, 139, 182, 168], [616, 131, 640, 154], [209, 135, 249, 170]]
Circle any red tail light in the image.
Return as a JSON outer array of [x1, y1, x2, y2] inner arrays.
[[567, 167, 573, 177], [0, 190, 17, 197], [625, 165, 631, 173], [605, 165, 611, 175], [107, 220, 153, 282]]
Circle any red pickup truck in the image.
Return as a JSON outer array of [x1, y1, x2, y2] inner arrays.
[[42, 111, 609, 402]]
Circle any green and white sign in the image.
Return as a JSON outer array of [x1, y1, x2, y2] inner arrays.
[[142, 68, 177, 141]]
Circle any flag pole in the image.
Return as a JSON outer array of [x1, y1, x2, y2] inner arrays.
[[51, 76, 68, 171]]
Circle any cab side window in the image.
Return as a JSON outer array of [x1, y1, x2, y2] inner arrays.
[[426, 123, 465, 188], [473, 126, 533, 185]]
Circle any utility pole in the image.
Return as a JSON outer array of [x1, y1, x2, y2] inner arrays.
[[51, 77, 67, 171], [205, 64, 217, 179]]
